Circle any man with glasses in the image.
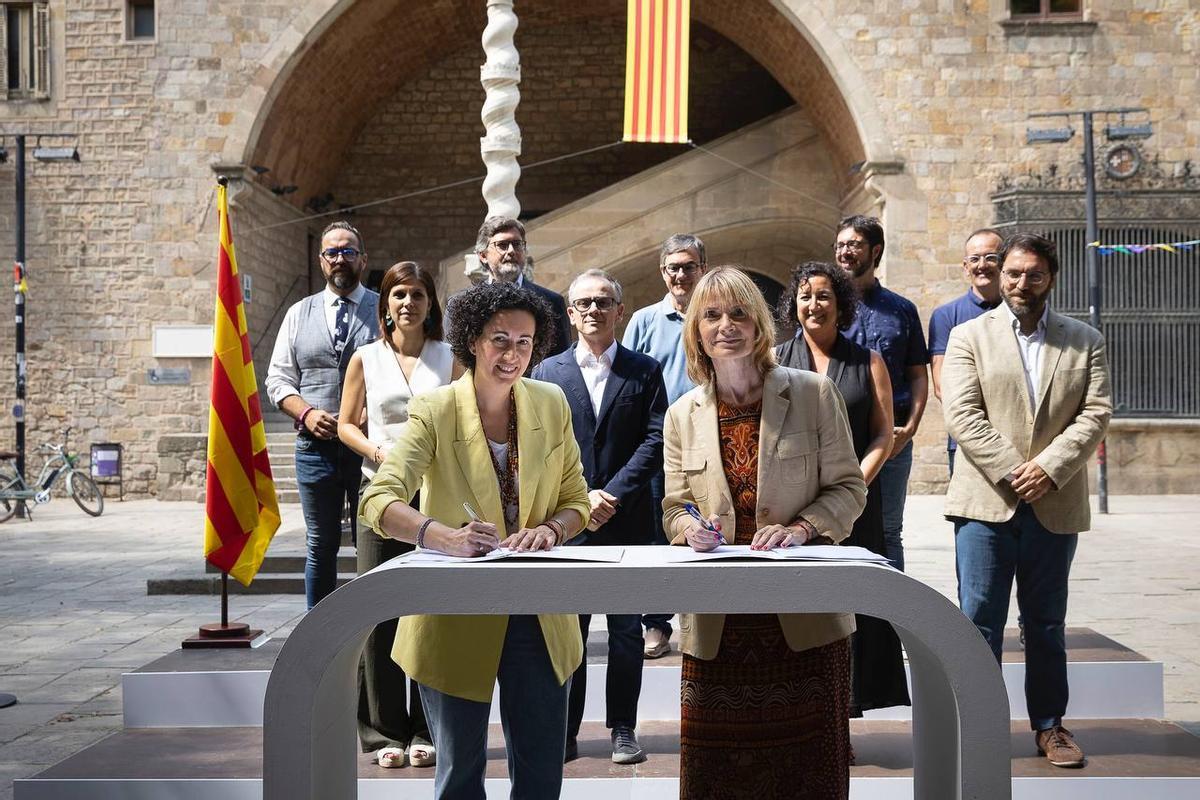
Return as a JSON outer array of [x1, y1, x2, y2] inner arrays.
[[835, 215, 929, 572], [942, 232, 1111, 769], [928, 228, 1005, 475], [622, 233, 707, 658], [533, 269, 667, 765], [266, 221, 380, 608], [473, 216, 572, 356]]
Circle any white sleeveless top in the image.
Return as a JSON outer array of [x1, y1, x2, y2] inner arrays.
[[359, 338, 455, 477]]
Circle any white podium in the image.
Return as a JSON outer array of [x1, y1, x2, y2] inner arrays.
[[262, 547, 1011, 799]]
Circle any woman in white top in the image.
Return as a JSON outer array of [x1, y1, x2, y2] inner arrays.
[[338, 261, 462, 770]]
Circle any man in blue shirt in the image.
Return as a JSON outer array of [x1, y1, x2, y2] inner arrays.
[[622, 233, 707, 658], [929, 228, 1004, 475], [837, 215, 929, 572]]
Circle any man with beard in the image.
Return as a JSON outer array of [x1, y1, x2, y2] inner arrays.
[[836, 215, 929, 572], [929, 228, 1004, 475], [266, 221, 380, 608], [473, 216, 571, 356], [942, 232, 1111, 768], [622, 233, 707, 658]]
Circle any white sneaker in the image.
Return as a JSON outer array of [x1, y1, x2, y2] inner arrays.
[[643, 628, 670, 659]]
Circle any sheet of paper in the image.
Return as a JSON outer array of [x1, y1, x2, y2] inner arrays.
[[402, 545, 625, 564], [665, 544, 891, 564]]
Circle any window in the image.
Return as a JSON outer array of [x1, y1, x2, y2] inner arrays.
[[1010, 0, 1082, 19], [4, 2, 49, 99], [126, 0, 154, 41]]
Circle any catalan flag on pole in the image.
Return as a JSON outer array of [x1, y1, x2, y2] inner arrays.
[[623, 0, 690, 143], [204, 179, 280, 586]]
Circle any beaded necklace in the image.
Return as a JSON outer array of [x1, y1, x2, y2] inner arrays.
[[486, 389, 519, 533]]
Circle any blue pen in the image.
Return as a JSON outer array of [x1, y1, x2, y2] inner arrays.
[[684, 503, 726, 545]]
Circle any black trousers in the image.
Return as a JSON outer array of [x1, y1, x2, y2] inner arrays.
[[356, 497, 428, 752], [566, 613, 644, 740]]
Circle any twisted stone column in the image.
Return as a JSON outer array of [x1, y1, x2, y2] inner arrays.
[[480, 0, 521, 220]]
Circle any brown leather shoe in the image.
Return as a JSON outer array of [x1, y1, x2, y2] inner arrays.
[[1036, 725, 1086, 768]]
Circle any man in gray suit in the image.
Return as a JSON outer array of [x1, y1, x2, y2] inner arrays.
[[943, 232, 1111, 768], [266, 221, 380, 608]]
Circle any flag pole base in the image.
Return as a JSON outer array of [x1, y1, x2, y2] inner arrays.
[[182, 623, 264, 649]]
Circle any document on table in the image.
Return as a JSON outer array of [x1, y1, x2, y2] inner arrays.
[[403, 545, 626, 564], [665, 544, 891, 564]]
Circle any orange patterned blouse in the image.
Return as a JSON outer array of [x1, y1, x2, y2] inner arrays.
[[717, 398, 762, 545]]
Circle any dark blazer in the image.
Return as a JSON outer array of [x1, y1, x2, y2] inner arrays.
[[532, 342, 667, 545], [526, 280, 573, 357]]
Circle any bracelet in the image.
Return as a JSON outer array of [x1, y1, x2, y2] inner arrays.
[[790, 519, 816, 544], [416, 517, 435, 549], [543, 519, 565, 546], [373, 445, 384, 463], [295, 406, 315, 431]]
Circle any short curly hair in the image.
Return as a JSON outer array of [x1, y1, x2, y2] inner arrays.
[[445, 282, 555, 371], [777, 261, 858, 332]]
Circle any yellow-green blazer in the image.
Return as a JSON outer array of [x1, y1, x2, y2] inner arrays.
[[359, 374, 591, 702]]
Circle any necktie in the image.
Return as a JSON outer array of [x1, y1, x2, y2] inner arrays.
[[333, 297, 351, 356]]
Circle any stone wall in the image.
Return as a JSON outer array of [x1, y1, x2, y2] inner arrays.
[[156, 433, 207, 502], [0, 0, 1196, 496]]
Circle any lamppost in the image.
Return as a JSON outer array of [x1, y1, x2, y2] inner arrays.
[[1025, 107, 1152, 515], [0, 133, 80, 710]]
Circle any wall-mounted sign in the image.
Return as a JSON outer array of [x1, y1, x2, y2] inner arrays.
[[243, 273, 253, 304], [148, 368, 192, 385], [152, 325, 214, 358]]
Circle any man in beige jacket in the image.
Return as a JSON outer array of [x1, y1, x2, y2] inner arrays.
[[943, 232, 1111, 769]]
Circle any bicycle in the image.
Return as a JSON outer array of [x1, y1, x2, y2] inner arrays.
[[0, 427, 105, 522]]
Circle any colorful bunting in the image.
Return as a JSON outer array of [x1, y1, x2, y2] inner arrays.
[[1088, 239, 1199, 257]]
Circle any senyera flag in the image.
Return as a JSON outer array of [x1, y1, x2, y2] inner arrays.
[[204, 179, 280, 585], [623, 0, 690, 143]]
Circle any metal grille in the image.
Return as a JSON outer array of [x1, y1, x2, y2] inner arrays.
[[1041, 226, 1200, 418]]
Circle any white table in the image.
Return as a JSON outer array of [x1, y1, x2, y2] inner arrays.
[[262, 546, 1011, 799]]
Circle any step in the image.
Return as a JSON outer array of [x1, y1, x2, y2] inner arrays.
[[16, 719, 1200, 799], [146, 572, 356, 595], [120, 628, 1163, 727], [204, 554, 357, 574]]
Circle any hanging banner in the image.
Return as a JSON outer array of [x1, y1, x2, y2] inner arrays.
[[623, 0, 690, 143]]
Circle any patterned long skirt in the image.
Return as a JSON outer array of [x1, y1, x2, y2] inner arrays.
[[679, 615, 851, 800]]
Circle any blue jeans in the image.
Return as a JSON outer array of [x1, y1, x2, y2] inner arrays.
[[567, 613, 643, 739], [878, 438, 913, 572], [294, 436, 361, 609], [419, 615, 570, 800], [947, 447, 957, 477], [955, 503, 1078, 731], [642, 471, 673, 636]]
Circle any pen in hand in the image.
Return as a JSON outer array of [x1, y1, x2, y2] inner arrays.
[[460, 502, 500, 555], [684, 503, 727, 545]]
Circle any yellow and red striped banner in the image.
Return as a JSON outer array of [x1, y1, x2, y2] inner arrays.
[[623, 0, 690, 144], [204, 181, 280, 586]]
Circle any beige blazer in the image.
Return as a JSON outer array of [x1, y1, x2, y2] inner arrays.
[[942, 307, 1111, 533], [359, 375, 591, 702], [663, 366, 867, 660]]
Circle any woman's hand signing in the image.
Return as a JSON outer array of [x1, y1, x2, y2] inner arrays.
[[683, 514, 725, 552], [750, 523, 807, 550], [440, 520, 500, 558], [501, 525, 558, 552]]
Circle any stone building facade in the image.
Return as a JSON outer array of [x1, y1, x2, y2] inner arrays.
[[0, 0, 1196, 497]]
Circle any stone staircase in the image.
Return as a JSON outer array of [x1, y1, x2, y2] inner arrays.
[[14, 625, 1200, 799], [262, 408, 300, 504]]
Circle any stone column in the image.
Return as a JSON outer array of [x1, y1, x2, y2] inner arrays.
[[480, 0, 521, 219]]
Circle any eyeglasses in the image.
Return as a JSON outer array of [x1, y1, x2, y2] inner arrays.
[[965, 254, 1001, 267], [662, 261, 701, 276], [488, 239, 526, 253], [834, 240, 868, 252], [1002, 269, 1049, 286], [321, 247, 361, 261], [570, 296, 617, 312]]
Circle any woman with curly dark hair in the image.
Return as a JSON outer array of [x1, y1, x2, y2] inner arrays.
[[776, 261, 911, 719], [359, 281, 591, 797]]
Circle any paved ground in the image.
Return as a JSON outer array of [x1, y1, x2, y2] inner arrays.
[[1, 493, 1198, 798]]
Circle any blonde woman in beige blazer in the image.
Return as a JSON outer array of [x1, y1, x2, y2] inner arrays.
[[662, 267, 866, 800]]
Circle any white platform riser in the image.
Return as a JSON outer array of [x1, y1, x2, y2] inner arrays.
[[122, 660, 1164, 728], [15, 776, 1200, 800]]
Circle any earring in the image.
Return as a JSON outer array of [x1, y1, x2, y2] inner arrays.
[[384, 314, 395, 332]]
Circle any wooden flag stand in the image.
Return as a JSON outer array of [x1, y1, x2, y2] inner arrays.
[[183, 572, 262, 649]]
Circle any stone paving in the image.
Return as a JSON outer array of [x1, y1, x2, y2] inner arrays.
[[1, 493, 1198, 798]]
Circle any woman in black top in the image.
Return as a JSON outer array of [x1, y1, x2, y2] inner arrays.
[[776, 261, 911, 715]]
